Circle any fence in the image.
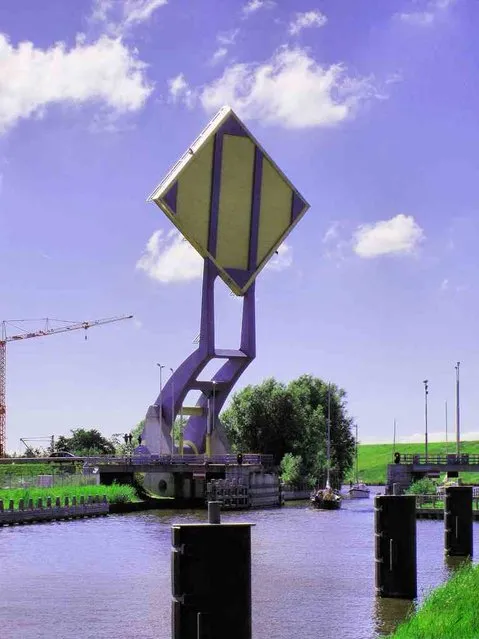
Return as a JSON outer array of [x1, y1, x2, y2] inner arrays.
[[400, 453, 479, 465], [0, 495, 109, 525], [0, 473, 100, 490]]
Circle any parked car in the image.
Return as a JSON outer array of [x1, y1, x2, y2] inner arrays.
[[49, 452, 76, 458]]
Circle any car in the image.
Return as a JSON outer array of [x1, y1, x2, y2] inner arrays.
[[49, 451, 76, 458]]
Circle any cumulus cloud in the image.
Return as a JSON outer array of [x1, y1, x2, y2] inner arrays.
[[0, 34, 152, 134], [265, 243, 293, 271], [242, 0, 275, 16], [168, 73, 196, 107], [289, 10, 328, 36], [395, 0, 456, 26], [353, 214, 425, 258], [200, 46, 377, 129], [136, 229, 203, 283], [91, 0, 167, 36]]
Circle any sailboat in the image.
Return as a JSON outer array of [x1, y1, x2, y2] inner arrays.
[[348, 425, 370, 499], [311, 384, 342, 510]]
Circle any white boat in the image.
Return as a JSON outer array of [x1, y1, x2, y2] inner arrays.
[[348, 426, 370, 499], [349, 482, 370, 499]]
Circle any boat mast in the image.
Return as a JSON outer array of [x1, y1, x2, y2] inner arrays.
[[326, 383, 331, 489]]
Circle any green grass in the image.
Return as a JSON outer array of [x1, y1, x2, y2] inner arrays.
[[390, 563, 479, 638], [346, 441, 479, 485], [0, 483, 138, 509]]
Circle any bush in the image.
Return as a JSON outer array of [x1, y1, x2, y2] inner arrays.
[[406, 477, 437, 495]]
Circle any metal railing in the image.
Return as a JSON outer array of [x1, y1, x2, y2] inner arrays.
[[398, 453, 479, 466], [0, 453, 274, 466]]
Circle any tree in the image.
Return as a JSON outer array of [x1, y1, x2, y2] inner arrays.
[[54, 428, 115, 456], [221, 375, 356, 486], [280, 453, 303, 487]]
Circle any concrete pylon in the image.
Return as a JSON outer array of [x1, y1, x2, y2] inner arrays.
[[142, 404, 172, 455], [209, 417, 232, 455]]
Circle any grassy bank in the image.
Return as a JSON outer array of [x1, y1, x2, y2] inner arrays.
[[0, 483, 138, 509], [346, 441, 479, 485], [390, 563, 479, 638]]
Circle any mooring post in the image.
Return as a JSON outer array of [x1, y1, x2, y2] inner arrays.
[[445, 486, 473, 557], [171, 517, 254, 639], [208, 501, 221, 524], [375, 495, 417, 599], [392, 483, 401, 496]]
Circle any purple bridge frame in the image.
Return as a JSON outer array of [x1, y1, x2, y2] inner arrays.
[[141, 109, 307, 456]]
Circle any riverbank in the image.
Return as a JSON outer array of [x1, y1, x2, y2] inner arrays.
[[390, 562, 479, 638]]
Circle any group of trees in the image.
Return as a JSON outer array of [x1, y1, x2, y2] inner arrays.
[[222, 375, 356, 487]]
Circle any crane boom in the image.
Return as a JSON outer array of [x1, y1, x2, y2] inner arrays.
[[0, 314, 133, 456]]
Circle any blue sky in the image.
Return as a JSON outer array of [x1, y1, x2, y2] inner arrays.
[[0, 0, 477, 451]]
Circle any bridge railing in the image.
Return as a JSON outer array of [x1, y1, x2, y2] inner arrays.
[[81, 453, 275, 467], [398, 453, 479, 466]]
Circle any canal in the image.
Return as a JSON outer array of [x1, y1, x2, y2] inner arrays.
[[0, 490, 477, 639]]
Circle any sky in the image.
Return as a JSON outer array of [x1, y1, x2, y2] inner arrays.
[[0, 0, 478, 452]]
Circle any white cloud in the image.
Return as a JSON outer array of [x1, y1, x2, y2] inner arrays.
[[289, 10, 328, 36], [353, 214, 425, 258], [322, 222, 341, 244], [441, 278, 449, 291], [217, 29, 239, 46], [168, 73, 196, 108], [200, 46, 377, 129], [265, 243, 293, 271], [0, 34, 152, 134], [211, 47, 228, 65], [242, 0, 275, 16], [396, 0, 456, 26], [136, 229, 203, 283], [91, 0, 167, 36]]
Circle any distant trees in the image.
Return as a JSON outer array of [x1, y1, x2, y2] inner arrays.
[[54, 428, 115, 456], [221, 375, 356, 487]]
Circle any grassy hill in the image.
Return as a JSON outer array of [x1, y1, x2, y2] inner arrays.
[[346, 441, 479, 485]]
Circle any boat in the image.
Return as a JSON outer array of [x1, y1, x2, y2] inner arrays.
[[311, 383, 342, 510], [310, 486, 342, 510], [348, 425, 370, 500]]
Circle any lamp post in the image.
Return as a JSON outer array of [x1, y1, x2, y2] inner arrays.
[[169, 367, 176, 454], [423, 380, 429, 462], [455, 362, 461, 457], [157, 363, 165, 449]]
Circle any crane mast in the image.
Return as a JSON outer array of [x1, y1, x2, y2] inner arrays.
[[0, 315, 133, 457]]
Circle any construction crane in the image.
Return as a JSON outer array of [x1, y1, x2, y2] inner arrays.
[[0, 315, 133, 457]]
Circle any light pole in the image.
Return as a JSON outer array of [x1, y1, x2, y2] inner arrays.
[[455, 362, 461, 458], [423, 380, 429, 462], [157, 363, 165, 449], [169, 367, 176, 454]]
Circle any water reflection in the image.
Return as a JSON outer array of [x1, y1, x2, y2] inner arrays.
[[373, 597, 414, 636]]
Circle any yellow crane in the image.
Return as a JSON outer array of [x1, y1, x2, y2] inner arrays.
[[0, 315, 133, 456]]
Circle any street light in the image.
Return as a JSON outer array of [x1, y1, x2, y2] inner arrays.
[[423, 380, 429, 462], [169, 367, 178, 454], [157, 363, 165, 447]]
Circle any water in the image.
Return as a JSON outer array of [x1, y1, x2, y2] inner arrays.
[[0, 490, 476, 639]]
